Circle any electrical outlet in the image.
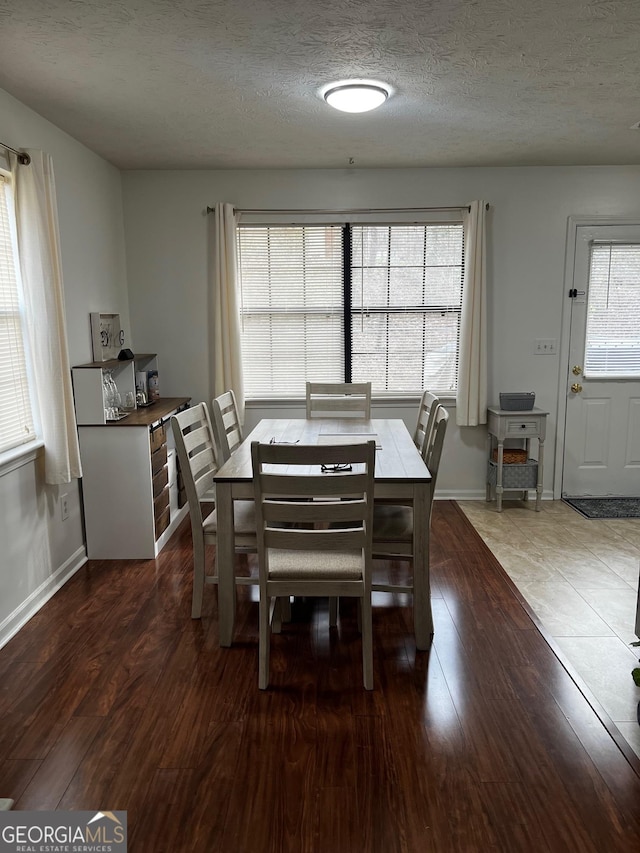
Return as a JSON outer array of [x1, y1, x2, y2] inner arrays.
[[60, 493, 69, 521], [534, 338, 557, 355]]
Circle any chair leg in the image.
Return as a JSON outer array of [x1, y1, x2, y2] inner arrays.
[[361, 595, 373, 690], [259, 594, 271, 689], [329, 596, 338, 627], [272, 598, 283, 634], [191, 537, 206, 618], [272, 597, 292, 633], [280, 596, 292, 622]]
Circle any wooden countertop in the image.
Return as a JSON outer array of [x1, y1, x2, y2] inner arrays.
[[83, 397, 191, 427]]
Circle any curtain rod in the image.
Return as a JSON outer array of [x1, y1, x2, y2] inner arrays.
[[0, 141, 31, 165], [206, 204, 490, 215]]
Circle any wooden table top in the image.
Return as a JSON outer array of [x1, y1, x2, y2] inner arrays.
[[214, 418, 432, 483]]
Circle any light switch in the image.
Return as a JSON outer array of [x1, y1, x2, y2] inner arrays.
[[534, 338, 557, 354]]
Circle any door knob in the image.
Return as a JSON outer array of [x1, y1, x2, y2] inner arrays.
[[572, 365, 582, 376], [571, 383, 583, 393]]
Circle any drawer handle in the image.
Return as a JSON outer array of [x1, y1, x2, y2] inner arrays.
[[520, 424, 526, 429]]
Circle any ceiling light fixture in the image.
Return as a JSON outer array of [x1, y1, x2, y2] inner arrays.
[[324, 81, 389, 113]]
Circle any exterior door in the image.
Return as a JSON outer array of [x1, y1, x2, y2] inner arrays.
[[563, 225, 640, 497]]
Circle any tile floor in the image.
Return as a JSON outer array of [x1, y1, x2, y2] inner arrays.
[[457, 498, 640, 759]]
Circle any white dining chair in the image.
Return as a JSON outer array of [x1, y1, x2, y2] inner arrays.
[[251, 439, 376, 690], [305, 381, 372, 419], [306, 380, 372, 624], [212, 389, 244, 462], [377, 390, 441, 511], [371, 406, 449, 581], [413, 390, 441, 460], [171, 403, 256, 618]]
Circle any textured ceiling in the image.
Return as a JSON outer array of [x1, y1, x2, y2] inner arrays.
[[1, 0, 640, 170]]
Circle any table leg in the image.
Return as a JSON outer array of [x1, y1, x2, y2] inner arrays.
[[496, 440, 504, 512], [413, 481, 433, 649], [216, 482, 236, 647], [536, 438, 545, 511]]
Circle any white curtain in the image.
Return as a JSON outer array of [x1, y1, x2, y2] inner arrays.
[[12, 150, 82, 484], [456, 200, 488, 427], [212, 202, 244, 420]]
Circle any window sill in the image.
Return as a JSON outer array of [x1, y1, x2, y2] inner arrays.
[[0, 440, 44, 478]]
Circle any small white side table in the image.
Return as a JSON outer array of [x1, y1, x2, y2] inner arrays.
[[486, 406, 548, 512]]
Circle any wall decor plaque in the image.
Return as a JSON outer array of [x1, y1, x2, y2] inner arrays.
[[90, 312, 124, 361]]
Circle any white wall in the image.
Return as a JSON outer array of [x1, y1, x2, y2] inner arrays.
[[0, 87, 129, 644], [122, 166, 640, 497]]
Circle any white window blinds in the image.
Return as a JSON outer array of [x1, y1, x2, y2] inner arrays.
[[0, 174, 35, 453], [237, 219, 464, 396], [351, 224, 463, 392], [238, 225, 344, 395], [585, 242, 640, 377]]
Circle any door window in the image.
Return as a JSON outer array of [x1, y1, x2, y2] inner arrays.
[[584, 242, 640, 378]]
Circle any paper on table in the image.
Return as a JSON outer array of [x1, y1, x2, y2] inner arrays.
[[317, 434, 381, 449]]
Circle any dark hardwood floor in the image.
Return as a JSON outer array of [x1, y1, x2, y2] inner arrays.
[[1, 501, 639, 852]]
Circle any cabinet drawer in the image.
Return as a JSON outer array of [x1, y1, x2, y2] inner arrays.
[[154, 485, 170, 521], [504, 418, 542, 437], [155, 505, 170, 539], [151, 443, 168, 475], [152, 465, 169, 498], [150, 423, 166, 454]]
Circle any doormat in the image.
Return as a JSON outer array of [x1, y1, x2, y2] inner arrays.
[[563, 497, 640, 519]]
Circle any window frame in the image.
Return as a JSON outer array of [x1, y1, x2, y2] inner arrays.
[[237, 213, 464, 399], [0, 166, 39, 471]]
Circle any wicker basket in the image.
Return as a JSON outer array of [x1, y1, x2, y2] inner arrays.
[[491, 448, 529, 464], [487, 459, 538, 489]]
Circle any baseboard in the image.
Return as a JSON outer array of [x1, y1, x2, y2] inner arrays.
[[435, 489, 487, 501], [0, 546, 87, 651], [436, 489, 556, 502]]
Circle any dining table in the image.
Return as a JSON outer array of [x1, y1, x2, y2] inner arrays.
[[212, 417, 434, 649]]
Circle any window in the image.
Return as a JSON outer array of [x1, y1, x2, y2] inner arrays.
[[238, 221, 464, 396], [585, 242, 640, 377], [0, 172, 35, 454], [238, 225, 344, 395]]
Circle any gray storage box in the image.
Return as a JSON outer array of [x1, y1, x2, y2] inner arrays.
[[488, 459, 538, 489], [499, 392, 535, 411]]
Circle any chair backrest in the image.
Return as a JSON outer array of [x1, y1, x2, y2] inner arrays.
[[305, 381, 372, 419], [171, 403, 220, 533], [251, 439, 376, 568], [425, 407, 449, 520], [413, 390, 441, 459], [212, 389, 244, 462]]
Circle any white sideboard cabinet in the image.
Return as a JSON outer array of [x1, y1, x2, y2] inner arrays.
[[72, 356, 190, 558]]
